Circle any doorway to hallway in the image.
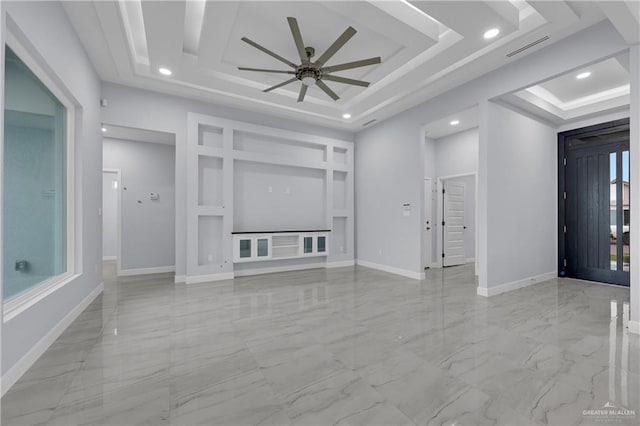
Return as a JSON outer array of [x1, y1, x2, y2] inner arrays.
[[559, 119, 630, 286]]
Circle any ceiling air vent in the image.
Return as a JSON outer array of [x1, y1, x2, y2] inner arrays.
[[362, 119, 377, 126], [506, 36, 550, 58]]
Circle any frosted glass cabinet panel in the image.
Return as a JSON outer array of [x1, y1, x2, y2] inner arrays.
[[239, 239, 252, 258], [3, 47, 67, 301], [303, 237, 313, 254], [317, 236, 326, 253], [257, 238, 269, 257]]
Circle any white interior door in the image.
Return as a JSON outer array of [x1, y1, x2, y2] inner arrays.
[[443, 181, 466, 267], [424, 178, 432, 267]]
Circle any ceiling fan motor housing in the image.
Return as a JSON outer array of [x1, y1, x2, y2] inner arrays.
[[296, 66, 321, 86]]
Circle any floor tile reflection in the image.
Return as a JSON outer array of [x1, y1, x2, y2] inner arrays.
[[1, 261, 639, 425]]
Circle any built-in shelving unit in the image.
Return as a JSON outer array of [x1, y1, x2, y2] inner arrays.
[[232, 231, 330, 263], [186, 113, 354, 283]]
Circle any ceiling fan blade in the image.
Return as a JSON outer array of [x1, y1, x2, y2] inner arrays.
[[314, 26, 357, 67], [323, 75, 370, 88], [263, 77, 298, 93], [297, 84, 308, 102], [287, 17, 308, 63], [238, 67, 295, 74], [241, 37, 297, 69], [316, 80, 340, 101], [322, 57, 381, 73]]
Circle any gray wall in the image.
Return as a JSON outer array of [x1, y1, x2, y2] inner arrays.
[[100, 82, 354, 278], [483, 102, 557, 287], [434, 128, 479, 178], [103, 138, 175, 271], [356, 21, 628, 285], [2, 1, 102, 375]]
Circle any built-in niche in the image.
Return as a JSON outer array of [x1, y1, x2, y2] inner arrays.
[[199, 125, 223, 149], [198, 156, 223, 207], [198, 215, 223, 267], [332, 217, 347, 255], [234, 130, 326, 163], [333, 147, 347, 164], [333, 171, 347, 210]]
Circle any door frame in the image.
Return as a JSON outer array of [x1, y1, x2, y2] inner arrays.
[[424, 178, 433, 268], [558, 118, 630, 282], [102, 168, 122, 275], [436, 172, 478, 274]]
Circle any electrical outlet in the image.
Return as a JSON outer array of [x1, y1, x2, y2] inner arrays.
[[378, 249, 383, 255], [268, 186, 273, 193]]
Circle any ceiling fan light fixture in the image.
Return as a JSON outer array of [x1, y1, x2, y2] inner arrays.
[[301, 75, 317, 86]]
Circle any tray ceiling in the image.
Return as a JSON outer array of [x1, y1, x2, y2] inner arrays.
[[62, 1, 639, 130]]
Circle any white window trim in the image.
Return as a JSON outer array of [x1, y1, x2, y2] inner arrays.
[[3, 29, 77, 322]]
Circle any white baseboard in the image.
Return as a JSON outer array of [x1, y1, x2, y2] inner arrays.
[[234, 263, 324, 277], [356, 259, 424, 280], [118, 266, 175, 276], [184, 272, 235, 284], [102, 256, 116, 261], [629, 320, 640, 335], [1, 282, 104, 397], [430, 262, 441, 269], [325, 260, 355, 268], [174, 275, 186, 284], [477, 271, 556, 297]]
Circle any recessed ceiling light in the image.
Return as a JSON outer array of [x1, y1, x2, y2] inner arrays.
[[450, 120, 460, 126], [101, 127, 107, 132], [576, 71, 591, 80], [342, 113, 351, 119], [159, 67, 172, 76], [484, 28, 500, 39]]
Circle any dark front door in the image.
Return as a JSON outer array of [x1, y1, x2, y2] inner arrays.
[[559, 119, 630, 286]]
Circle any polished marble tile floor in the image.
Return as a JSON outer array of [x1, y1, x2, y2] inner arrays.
[[2, 261, 639, 425]]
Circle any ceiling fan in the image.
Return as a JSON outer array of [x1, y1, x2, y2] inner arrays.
[[238, 17, 381, 102]]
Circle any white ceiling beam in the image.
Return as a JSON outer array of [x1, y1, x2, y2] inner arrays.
[[197, 1, 240, 68], [408, 0, 519, 37], [368, 1, 439, 42], [141, 0, 186, 73], [528, 1, 579, 25], [93, 0, 137, 80], [599, 0, 640, 45]]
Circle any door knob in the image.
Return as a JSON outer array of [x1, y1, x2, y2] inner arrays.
[[427, 227, 431, 230]]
